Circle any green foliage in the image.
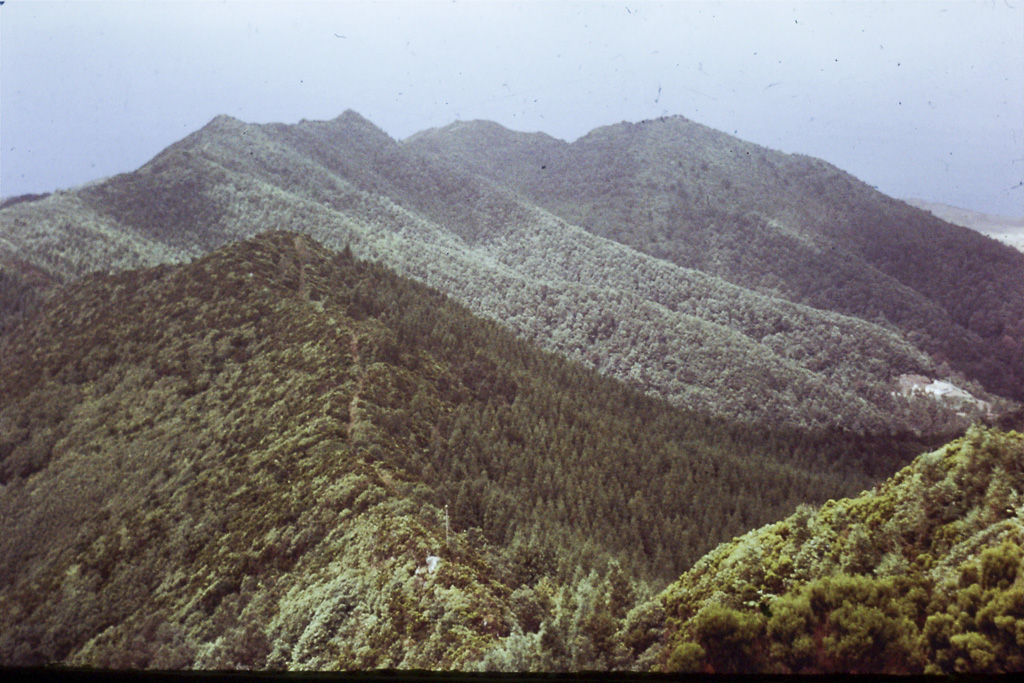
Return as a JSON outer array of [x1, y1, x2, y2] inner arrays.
[[688, 604, 765, 672], [5, 111, 1012, 436], [665, 641, 705, 673], [979, 541, 1023, 591], [0, 231, 895, 670], [410, 116, 1024, 403], [822, 603, 915, 672], [766, 594, 816, 670], [840, 524, 880, 574], [0, 262, 53, 335], [620, 599, 666, 658], [2, 104, 1021, 671], [948, 632, 998, 673], [650, 428, 1024, 674]]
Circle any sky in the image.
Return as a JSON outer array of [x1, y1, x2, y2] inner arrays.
[[2, 0, 1023, 217]]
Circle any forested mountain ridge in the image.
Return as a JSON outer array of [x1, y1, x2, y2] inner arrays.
[[1, 111, 1012, 433], [624, 426, 1024, 674], [1, 232, 930, 669], [406, 115, 1024, 403]]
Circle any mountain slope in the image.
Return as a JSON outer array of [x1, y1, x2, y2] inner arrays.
[[406, 116, 1024, 403], [905, 198, 1024, 253], [1, 232, 919, 669], [1, 112, 1005, 434], [623, 426, 1024, 674]]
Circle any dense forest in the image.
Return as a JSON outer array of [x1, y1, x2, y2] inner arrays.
[[1, 111, 1014, 434], [2, 109, 1022, 673], [1, 234, 1020, 672], [0, 232, 950, 669], [407, 115, 1024, 403], [646, 426, 1024, 675]]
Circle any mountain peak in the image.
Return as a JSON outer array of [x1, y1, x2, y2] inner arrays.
[[573, 113, 724, 149], [328, 109, 376, 128], [202, 113, 246, 132], [406, 118, 566, 147], [286, 109, 397, 146]]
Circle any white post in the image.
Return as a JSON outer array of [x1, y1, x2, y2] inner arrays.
[[445, 504, 450, 548]]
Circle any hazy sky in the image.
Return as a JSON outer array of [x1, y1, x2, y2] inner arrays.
[[3, 0, 1023, 216]]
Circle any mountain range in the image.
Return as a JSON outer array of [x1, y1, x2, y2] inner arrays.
[[0, 231, 918, 668], [2, 111, 1023, 672], [3, 111, 1021, 436], [406, 116, 1024, 402], [0, 231, 1020, 673]]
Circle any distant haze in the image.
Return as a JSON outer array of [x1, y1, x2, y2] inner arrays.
[[2, 0, 1022, 217], [905, 197, 1024, 251]]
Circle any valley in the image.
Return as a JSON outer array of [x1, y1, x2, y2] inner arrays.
[[1, 112, 1022, 673], [0, 232, 926, 669]]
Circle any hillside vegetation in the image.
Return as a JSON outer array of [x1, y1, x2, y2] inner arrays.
[[1, 232, 929, 669], [2, 112, 1013, 433], [408, 116, 1024, 403], [634, 426, 1024, 674], [1, 111, 1020, 674]]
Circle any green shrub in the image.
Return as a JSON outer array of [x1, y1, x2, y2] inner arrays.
[[766, 594, 815, 671], [979, 541, 1022, 591], [689, 604, 765, 672], [949, 632, 997, 673], [665, 641, 705, 672], [767, 593, 812, 643], [823, 602, 913, 672], [975, 585, 1024, 668], [620, 600, 666, 657], [509, 587, 544, 634]]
